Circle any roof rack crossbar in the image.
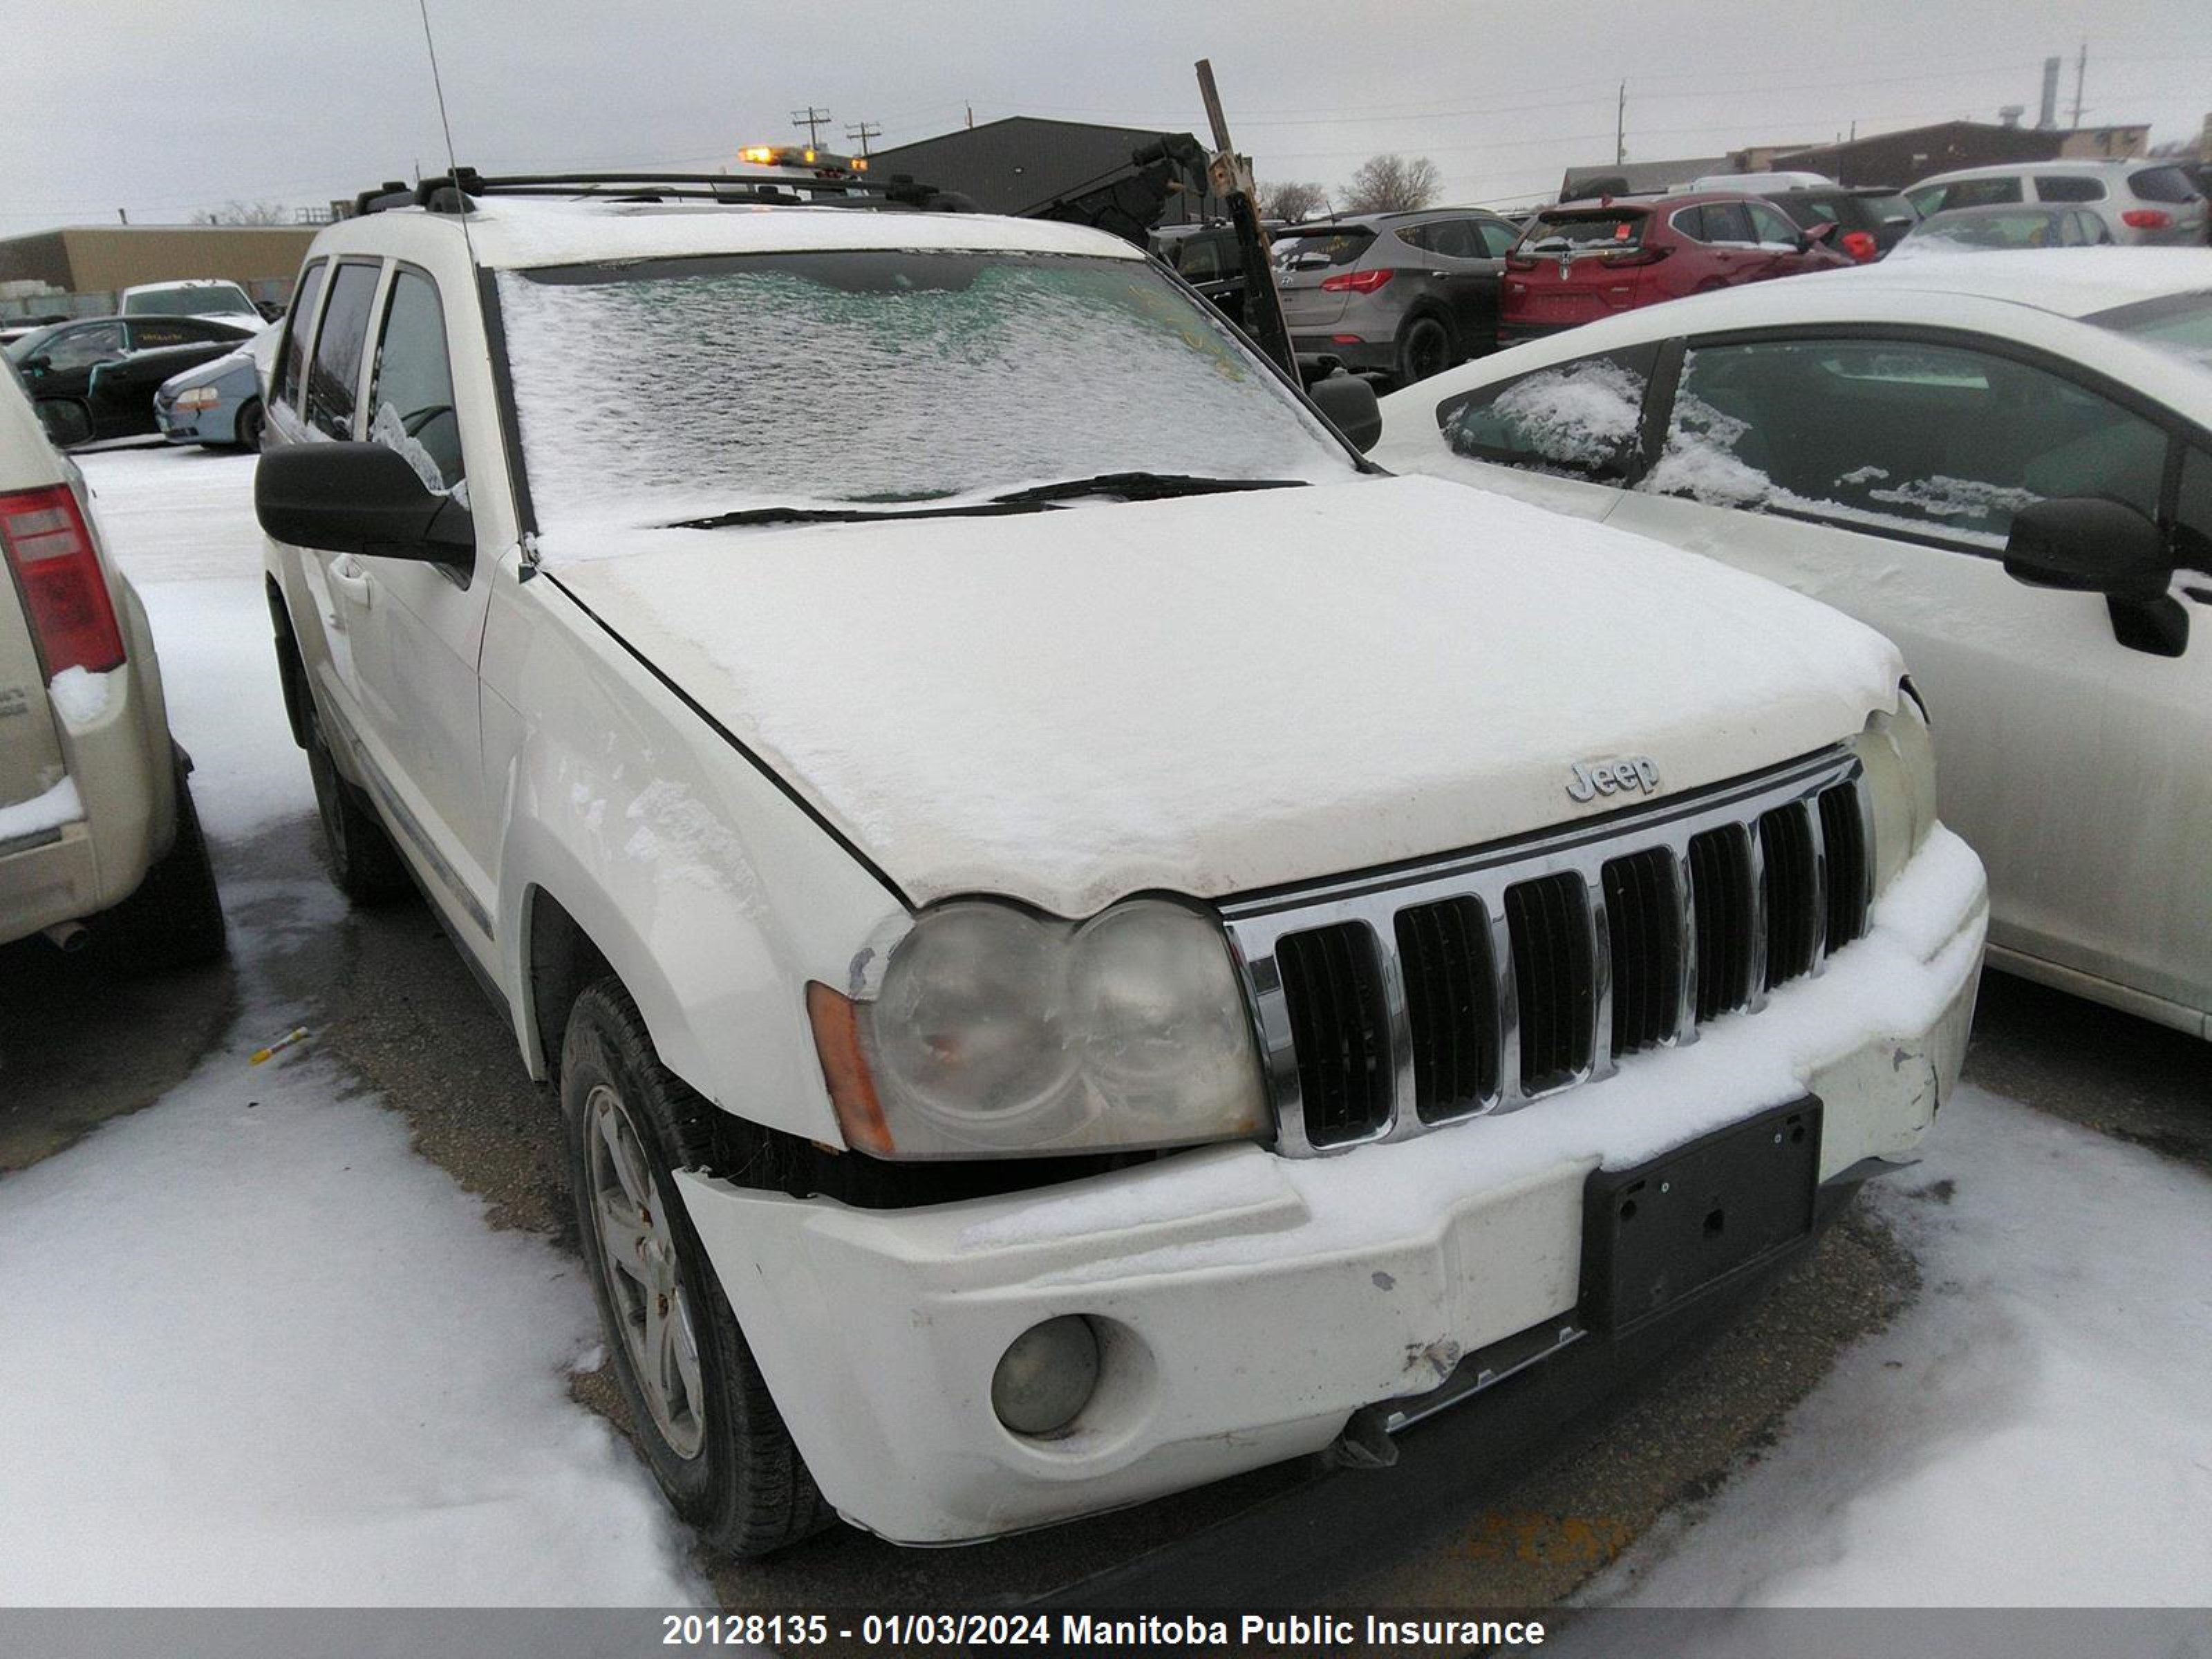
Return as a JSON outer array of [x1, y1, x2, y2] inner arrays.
[[356, 167, 966, 217]]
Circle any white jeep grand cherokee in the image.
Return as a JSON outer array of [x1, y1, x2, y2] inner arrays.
[[255, 174, 1987, 1553]]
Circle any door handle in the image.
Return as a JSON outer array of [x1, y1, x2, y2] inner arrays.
[[324, 554, 373, 627]]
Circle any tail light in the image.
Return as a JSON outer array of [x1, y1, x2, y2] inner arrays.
[[1320, 268, 1394, 294], [0, 485, 125, 677], [1841, 230, 1880, 262], [1505, 254, 1537, 271], [2121, 209, 2172, 229]]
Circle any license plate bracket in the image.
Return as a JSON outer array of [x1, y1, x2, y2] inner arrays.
[[1580, 1097, 1822, 1338]]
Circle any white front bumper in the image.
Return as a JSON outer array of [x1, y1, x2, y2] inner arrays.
[[679, 829, 1987, 1545]]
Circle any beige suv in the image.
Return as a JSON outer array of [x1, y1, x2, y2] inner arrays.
[[0, 363, 223, 966]]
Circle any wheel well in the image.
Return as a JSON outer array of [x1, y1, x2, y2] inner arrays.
[[525, 887, 615, 1086], [264, 578, 310, 750]]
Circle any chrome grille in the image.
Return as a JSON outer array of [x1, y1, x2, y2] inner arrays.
[[1223, 747, 1875, 1157]]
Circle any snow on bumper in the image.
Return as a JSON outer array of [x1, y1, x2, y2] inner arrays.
[[677, 827, 1986, 1546]]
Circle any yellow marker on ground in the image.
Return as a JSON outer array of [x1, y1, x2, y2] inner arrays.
[[249, 1027, 311, 1065]]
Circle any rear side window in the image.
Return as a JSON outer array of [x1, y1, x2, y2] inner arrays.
[[2130, 167, 2202, 205], [1747, 203, 1801, 245], [2034, 175, 2106, 203], [1477, 220, 1521, 256], [1702, 202, 1756, 243], [273, 259, 326, 413], [366, 268, 465, 498], [1644, 337, 2167, 549], [1401, 219, 1484, 259], [306, 261, 382, 440], [1435, 344, 1659, 481], [1942, 176, 2025, 210]]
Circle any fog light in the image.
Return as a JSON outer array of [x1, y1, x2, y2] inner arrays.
[[991, 1315, 1101, 1437]]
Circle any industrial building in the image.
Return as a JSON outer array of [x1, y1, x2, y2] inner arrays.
[[0, 224, 316, 315]]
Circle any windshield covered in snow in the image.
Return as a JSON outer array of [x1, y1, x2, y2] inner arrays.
[[495, 250, 1357, 529]]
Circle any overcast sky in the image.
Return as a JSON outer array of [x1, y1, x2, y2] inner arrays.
[[4, 0, 2208, 230]]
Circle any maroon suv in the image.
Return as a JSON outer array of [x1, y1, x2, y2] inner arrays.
[[1499, 192, 1850, 346]]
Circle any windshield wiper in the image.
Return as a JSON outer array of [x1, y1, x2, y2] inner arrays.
[[669, 474, 1306, 531], [669, 500, 1051, 530], [986, 472, 1307, 507]]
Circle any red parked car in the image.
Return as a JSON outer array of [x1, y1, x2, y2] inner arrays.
[[1499, 193, 1851, 345]]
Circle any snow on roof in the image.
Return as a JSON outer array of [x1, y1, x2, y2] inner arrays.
[[1789, 247, 2212, 318], [414, 196, 1142, 270]]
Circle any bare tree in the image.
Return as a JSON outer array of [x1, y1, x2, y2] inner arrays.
[[191, 200, 297, 226], [1258, 179, 1330, 222], [1338, 154, 1443, 214]]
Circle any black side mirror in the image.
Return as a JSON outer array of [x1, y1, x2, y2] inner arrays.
[[2003, 498, 2169, 601], [2005, 497, 2186, 657], [19, 354, 49, 375], [256, 442, 474, 571], [1309, 371, 1382, 454]]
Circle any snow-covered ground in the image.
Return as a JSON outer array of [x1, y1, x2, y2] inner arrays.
[[1573, 1085, 2212, 1612], [1, 445, 704, 1605]]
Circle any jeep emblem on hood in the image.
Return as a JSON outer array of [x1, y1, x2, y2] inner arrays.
[[1568, 756, 1660, 804]]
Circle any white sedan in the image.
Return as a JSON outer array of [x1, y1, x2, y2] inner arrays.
[[1375, 249, 2212, 1039]]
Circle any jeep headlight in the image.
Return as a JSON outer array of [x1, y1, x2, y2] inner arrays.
[[809, 897, 1268, 1159], [1850, 688, 1938, 897]]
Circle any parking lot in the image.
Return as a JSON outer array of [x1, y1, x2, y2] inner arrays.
[[2, 440, 2204, 1611]]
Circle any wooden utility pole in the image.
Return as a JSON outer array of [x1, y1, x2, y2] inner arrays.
[[845, 120, 881, 158], [791, 106, 832, 147], [1194, 58, 1295, 376], [2070, 41, 2087, 128], [1615, 82, 1627, 165]]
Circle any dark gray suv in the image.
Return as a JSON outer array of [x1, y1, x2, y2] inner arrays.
[[1274, 208, 1522, 386]]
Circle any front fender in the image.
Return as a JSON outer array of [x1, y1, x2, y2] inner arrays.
[[485, 568, 910, 1147]]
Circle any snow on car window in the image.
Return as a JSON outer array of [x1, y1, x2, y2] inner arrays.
[[1441, 354, 1647, 478], [1639, 340, 2166, 548], [496, 250, 1355, 530]]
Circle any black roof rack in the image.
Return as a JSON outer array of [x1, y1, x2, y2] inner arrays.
[[353, 167, 976, 219]]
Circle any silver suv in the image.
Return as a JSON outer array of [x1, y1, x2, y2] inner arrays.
[[1905, 160, 2208, 247], [1275, 207, 1522, 386]]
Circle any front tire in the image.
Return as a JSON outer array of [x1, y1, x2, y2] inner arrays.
[[233, 400, 265, 453], [561, 979, 831, 1557], [305, 706, 411, 904]]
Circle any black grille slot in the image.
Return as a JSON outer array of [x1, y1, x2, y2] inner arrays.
[[1819, 783, 1869, 950], [1505, 874, 1594, 1094], [1602, 848, 1681, 1055], [1395, 898, 1499, 1121], [1274, 922, 1392, 1146], [1687, 825, 1754, 1022], [1759, 804, 1820, 988]]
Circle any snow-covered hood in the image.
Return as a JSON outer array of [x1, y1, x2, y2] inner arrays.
[[551, 475, 1904, 915]]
